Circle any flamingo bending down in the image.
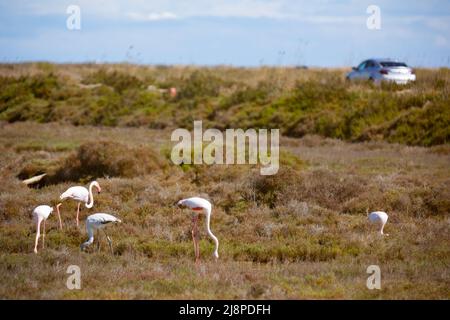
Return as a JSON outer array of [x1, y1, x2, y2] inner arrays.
[[177, 197, 219, 262], [56, 181, 101, 229], [80, 213, 121, 254], [32, 205, 53, 253], [368, 210, 389, 235]]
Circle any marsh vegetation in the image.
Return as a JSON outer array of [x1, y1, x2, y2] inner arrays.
[[0, 63, 448, 299]]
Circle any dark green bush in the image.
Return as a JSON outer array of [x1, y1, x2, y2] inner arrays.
[[177, 70, 225, 99]]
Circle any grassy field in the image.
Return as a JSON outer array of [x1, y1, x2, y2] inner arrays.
[[0, 64, 449, 299]]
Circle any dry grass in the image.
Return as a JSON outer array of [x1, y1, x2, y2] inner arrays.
[[0, 122, 449, 299]]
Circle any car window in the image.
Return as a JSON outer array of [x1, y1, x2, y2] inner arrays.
[[380, 62, 407, 67], [357, 61, 367, 70], [365, 61, 375, 68]]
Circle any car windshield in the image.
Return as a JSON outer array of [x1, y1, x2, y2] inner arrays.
[[357, 61, 367, 70], [380, 62, 408, 67]]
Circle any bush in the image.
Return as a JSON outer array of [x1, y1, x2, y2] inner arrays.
[[176, 70, 226, 100], [241, 168, 301, 208], [82, 69, 143, 93], [51, 141, 165, 182], [18, 140, 167, 186], [385, 100, 450, 146], [221, 81, 272, 109]]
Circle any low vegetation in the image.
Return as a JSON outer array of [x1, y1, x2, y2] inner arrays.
[[0, 121, 448, 299], [17, 141, 166, 187], [0, 63, 448, 146], [0, 64, 448, 299]]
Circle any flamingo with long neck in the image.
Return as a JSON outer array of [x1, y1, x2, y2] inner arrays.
[[177, 197, 219, 262], [80, 213, 121, 254], [32, 205, 53, 253], [56, 181, 101, 229]]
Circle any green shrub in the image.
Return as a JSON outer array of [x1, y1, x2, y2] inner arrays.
[[0, 64, 448, 146], [177, 70, 226, 99], [82, 69, 143, 93]]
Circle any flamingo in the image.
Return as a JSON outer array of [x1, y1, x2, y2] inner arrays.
[[177, 197, 219, 262], [32, 205, 53, 253], [80, 213, 121, 254], [56, 181, 101, 229], [368, 210, 389, 235]]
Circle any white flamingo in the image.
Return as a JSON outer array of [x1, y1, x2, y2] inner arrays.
[[80, 213, 121, 254], [177, 197, 219, 262], [56, 181, 101, 229], [368, 210, 389, 235], [32, 205, 53, 253]]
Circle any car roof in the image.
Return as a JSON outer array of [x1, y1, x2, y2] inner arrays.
[[371, 58, 403, 63], [357, 58, 408, 66]]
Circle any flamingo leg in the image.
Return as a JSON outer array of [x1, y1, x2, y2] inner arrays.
[[95, 230, 100, 252], [34, 218, 42, 253], [103, 229, 113, 255], [192, 215, 200, 263], [191, 216, 197, 260], [381, 222, 389, 236], [76, 203, 81, 227], [195, 220, 200, 262], [56, 203, 63, 230], [42, 219, 46, 249], [191, 217, 195, 257]]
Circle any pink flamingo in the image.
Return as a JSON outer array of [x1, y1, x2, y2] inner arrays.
[[56, 181, 101, 229], [80, 213, 122, 254], [368, 210, 389, 235], [177, 197, 219, 262], [32, 205, 53, 253]]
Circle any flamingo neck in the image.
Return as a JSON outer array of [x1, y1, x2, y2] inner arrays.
[[83, 224, 95, 246], [84, 236, 94, 245], [205, 207, 219, 258], [85, 182, 95, 208], [380, 221, 386, 235]]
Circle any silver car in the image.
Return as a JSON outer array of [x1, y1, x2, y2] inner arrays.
[[346, 58, 416, 84]]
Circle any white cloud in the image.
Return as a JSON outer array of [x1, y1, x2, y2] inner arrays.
[[4, 0, 291, 19], [300, 15, 364, 24], [126, 11, 178, 21], [7, 0, 122, 17], [187, 0, 286, 19]]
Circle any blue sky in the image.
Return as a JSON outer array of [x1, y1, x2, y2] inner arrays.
[[0, 0, 449, 67]]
